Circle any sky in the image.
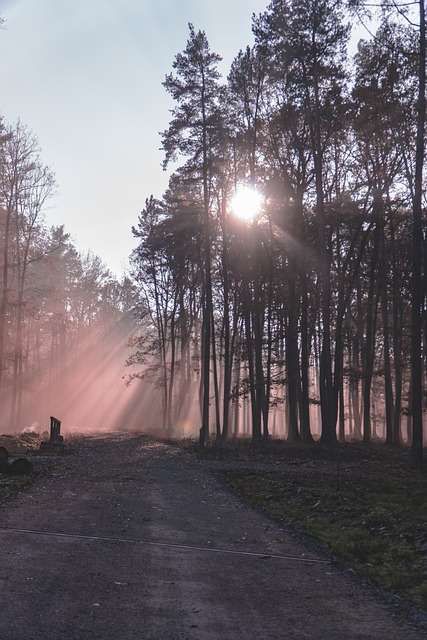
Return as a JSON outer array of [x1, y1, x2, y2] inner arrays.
[[0, 0, 272, 278]]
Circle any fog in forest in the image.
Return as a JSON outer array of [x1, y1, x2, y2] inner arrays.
[[0, 317, 156, 437], [2, 3, 427, 460]]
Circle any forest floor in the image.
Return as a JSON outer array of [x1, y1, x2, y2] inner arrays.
[[0, 431, 425, 639]]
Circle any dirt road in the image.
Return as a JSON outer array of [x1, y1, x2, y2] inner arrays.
[[0, 433, 424, 639]]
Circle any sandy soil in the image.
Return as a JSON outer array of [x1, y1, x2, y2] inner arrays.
[[0, 432, 425, 640]]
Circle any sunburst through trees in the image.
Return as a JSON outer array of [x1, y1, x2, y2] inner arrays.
[[128, 2, 427, 461]]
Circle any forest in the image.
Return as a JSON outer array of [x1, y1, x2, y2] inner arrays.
[[0, 117, 153, 434], [1, 1, 426, 465], [129, 0, 427, 464]]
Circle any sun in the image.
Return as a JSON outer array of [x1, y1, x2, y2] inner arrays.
[[230, 185, 263, 222]]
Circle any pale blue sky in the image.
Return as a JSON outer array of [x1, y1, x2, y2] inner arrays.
[[0, 0, 269, 277]]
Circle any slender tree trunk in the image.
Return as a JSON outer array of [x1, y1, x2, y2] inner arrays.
[[411, 0, 425, 466], [391, 221, 402, 445], [363, 225, 380, 443], [211, 305, 221, 438], [0, 202, 13, 398], [372, 204, 395, 445], [379, 218, 394, 445], [247, 312, 262, 441], [299, 266, 313, 442], [312, 78, 335, 444], [200, 101, 212, 448], [263, 295, 273, 439], [220, 200, 232, 440], [338, 373, 345, 443], [167, 311, 177, 434], [286, 275, 300, 442], [252, 277, 266, 441]]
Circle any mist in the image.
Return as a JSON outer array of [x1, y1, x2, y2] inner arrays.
[[0, 315, 156, 436]]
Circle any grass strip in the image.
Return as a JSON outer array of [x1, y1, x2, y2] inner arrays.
[[223, 469, 427, 611]]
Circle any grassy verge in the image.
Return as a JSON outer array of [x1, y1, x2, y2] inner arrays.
[[0, 473, 34, 501], [0, 433, 58, 502], [199, 440, 427, 611]]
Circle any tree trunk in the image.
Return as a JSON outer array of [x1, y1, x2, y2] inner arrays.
[[391, 221, 402, 445], [299, 265, 313, 442], [312, 77, 335, 445], [286, 276, 300, 443], [379, 214, 394, 445], [411, 0, 425, 467]]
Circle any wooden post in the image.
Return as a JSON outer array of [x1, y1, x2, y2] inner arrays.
[[40, 416, 64, 451], [50, 416, 63, 443]]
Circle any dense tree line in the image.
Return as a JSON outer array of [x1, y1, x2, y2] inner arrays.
[[130, 0, 427, 462], [0, 118, 138, 432]]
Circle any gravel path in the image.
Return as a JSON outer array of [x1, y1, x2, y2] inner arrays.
[[0, 433, 424, 640]]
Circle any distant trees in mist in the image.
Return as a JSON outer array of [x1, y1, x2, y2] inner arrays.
[[0, 119, 139, 432], [129, 0, 427, 463]]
